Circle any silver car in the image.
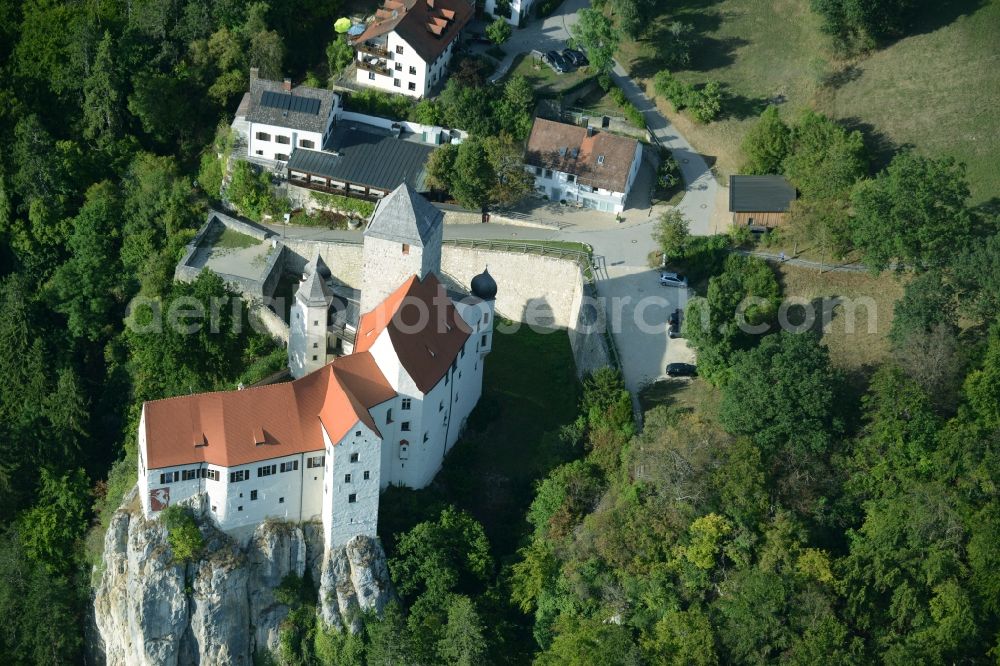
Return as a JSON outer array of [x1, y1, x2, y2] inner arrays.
[[659, 271, 688, 287]]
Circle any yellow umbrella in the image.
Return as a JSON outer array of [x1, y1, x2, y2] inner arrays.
[[334, 17, 352, 34]]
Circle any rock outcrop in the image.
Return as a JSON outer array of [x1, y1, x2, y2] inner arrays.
[[92, 488, 393, 665]]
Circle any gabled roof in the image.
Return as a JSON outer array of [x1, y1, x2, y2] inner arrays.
[[364, 183, 442, 247], [352, 0, 474, 63], [245, 72, 338, 134], [354, 273, 471, 393], [143, 352, 395, 470], [728, 175, 797, 213], [524, 118, 640, 193]]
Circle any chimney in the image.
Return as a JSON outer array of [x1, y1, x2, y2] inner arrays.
[[250, 67, 259, 82], [283, 78, 292, 92], [587, 126, 596, 137]]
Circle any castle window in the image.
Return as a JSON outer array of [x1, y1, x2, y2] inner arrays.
[[409, 65, 416, 75], [280, 461, 299, 473], [201, 468, 220, 481], [482, 335, 488, 346], [350, 452, 360, 463], [355, 430, 362, 437], [159, 471, 179, 484], [386, 408, 393, 424], [313, 342, 318, 348], [307, 456, 324, 468], [402, 243, 410, 255], [313, 320, 319, 326], [460, 347, 464, 358], [439, 401, 444, 412], [279, 497, 284, 503], [299, 139, 315, 149], [229, 470, 250, 483], [211, 505, 216, 512], [256, 132, 271, 141], [250, 490, 258, 501], [238, 506, 243, 511], [483, 312, 490, 324], [401, 421, 410, 432], [312, 355, 318, 361], [423, 433, 428, 443], [276, 135, 290, 145], [182, 469, 198, 481], [455, 394, 459, 402], [257, 464, 277, 478], [396, 45, 404, 54], [394, 79, 401, 88], [348, 493, 357, 503], [401, 398, 411, 410], [345, 473, 352, 483], [408, 82, 416, 91], [364, 471, 370, 480]]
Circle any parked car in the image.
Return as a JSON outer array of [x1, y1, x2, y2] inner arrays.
[[543, 50, 569, 73], [563, 48, 589, 67], [659, 271, 688, 287], [667, 309, 682, 338], [666, 362, 697, 377]]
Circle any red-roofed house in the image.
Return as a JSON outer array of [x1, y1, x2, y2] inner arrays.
[[351, 0, 474, 98], [138, 185, 497, 547]]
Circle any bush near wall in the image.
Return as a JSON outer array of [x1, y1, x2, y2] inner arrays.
[[309, 191, 376, 218]]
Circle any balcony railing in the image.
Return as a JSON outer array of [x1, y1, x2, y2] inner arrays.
[[357, 57, 391, 77], [356, 41, 390, 58]]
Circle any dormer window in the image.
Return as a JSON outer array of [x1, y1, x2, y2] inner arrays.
[[252, 426, 265, 445], [597, 155, 605, 165], [402, 243, 410, 255], [194, 433, 208, 448]]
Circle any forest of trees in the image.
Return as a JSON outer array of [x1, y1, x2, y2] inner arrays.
[[1, 0, 998, 663], [0, 0, 337, 661]]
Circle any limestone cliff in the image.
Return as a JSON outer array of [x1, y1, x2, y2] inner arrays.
[[92, 487, 393, 665]]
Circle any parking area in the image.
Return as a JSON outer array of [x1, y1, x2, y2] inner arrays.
[[600, 265, 695, 396]]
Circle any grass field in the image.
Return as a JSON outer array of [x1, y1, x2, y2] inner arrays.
[[378, 322, 581, 560], [776, 263, 905, 373], [618, 0, 1000, 203], [508, 52, 592, 97]]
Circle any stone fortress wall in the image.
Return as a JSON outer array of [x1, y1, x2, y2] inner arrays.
[[179, 231, 612, 377]]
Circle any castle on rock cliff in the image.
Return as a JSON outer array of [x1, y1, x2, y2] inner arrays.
[[138, 184, 497, 547]]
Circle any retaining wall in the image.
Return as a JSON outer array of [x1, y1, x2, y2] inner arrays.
[[440, 210, 556, 230]]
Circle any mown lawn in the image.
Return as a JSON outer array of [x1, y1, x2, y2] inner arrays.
[[378, 322, 581, 559], [507, 52, 593, 97], [618, 0, 1000, 203]]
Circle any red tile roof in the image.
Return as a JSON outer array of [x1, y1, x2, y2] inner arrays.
[[524, 118, 641, 193], [353, 0, 473, 63], [354, 273, 471, 393], [143, 352, 395, 470]]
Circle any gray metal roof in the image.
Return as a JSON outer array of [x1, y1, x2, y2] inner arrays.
[[296, 257, 333, 306], [246, 75, 337, 133], [729, 175, 797, 213], [286, 125, 435, 193], [364, 183, 442, 247]]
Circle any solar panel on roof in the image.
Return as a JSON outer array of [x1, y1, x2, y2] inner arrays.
[[260, 90, 321, 115]]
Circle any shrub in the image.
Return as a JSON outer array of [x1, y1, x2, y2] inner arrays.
[[623, 102, 645, 128], [657, 153, 681, 189], [653, 70, 696, 111], [161, 505, 204, 562], [345, 89, 413, 120], [486, 17, 512, 45], [691, 80, 723, 123]]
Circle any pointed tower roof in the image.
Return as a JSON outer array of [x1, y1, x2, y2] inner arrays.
[[297, 256, 333, 306], [364, 183, 442, 248]]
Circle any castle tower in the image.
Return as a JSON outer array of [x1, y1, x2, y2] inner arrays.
[[471, 267, 497, 357], [360, 183, 443, 314], [288, 255, 333, 378]]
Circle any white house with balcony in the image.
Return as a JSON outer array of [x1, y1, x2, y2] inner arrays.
[[351, 0, 473, 98], [234, 68, 340, 167], [138, 185, 497, 548], [484, 0, 535, 26], [523, 118, 644, 214]]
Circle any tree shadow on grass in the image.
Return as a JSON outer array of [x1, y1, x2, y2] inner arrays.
[[719, 83, 772, 120], [905, 0, 987, 39], [838, 116, 914, 175]]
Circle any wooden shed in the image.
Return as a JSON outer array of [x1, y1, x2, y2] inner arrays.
[[729, 175, 797, 229]]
